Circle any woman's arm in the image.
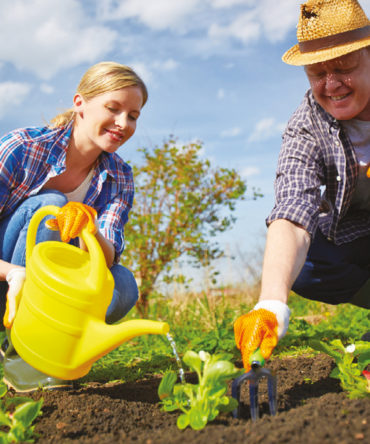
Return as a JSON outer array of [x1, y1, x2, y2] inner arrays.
[[85, 231, 115, 269], [0, 260, 24, 281]]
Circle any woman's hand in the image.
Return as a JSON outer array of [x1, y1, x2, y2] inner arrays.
[[45, 202, 97, 242], [3, 267, 26, 329]]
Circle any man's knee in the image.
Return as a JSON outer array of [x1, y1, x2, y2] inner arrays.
[[349, 279, 370, 309]]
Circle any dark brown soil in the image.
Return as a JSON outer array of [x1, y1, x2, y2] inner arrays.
[[17, 354, 370, 443]]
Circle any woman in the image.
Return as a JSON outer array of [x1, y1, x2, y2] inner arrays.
[[0, 61, 148, 391]]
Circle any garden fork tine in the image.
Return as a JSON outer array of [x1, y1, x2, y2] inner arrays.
[[232, 349, 277, 421]]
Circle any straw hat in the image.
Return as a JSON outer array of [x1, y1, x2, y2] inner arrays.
[[282, 0, 370, 66]]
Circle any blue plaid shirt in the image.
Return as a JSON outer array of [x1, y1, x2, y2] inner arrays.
[[267, 89, 370, 245], [0, 123, 134, 261]]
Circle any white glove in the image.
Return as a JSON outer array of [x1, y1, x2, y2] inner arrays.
[[254, 299, 291, 339], [3, 267, 26, 329]]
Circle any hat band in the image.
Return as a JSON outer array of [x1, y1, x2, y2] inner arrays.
[[299, 25, 370, 53]]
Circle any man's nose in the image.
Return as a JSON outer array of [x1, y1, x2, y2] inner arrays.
[[325, 73, 343, 91]]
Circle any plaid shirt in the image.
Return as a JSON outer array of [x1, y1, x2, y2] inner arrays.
[[267, 89, 370, 245], [0, 123, 134, 261]]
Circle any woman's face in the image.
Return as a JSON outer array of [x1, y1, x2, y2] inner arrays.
[[305, 49, 370, 121], [73, 86, 144, 154]]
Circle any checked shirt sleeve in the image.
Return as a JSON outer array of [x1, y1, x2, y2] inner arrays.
[[0, 132, 25, 214], [267, 115, 325, 238], [99, 191, 133, 263], [94, 162, 135, 263]]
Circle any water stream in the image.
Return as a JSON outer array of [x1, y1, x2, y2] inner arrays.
[[166, 333, 185, 383]]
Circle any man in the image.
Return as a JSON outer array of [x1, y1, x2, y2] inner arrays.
[[234, 0, 370, 371]]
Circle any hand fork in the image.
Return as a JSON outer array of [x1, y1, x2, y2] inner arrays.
[[231, 349, 277, 421]]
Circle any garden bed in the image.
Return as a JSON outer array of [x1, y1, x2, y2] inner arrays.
[[20, 353, 369, 443]]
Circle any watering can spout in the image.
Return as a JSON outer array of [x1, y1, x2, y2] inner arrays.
[[75, 319, 170, 376]]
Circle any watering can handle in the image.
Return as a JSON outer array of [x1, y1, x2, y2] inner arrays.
[[26, 205, 106, 291]]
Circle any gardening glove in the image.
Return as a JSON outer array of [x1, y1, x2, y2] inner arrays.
[[45, 202, 97, 243], [234, 300, 290, 372], [3, 267, 26, 329]]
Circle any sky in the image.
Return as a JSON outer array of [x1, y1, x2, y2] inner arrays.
[[1, 0, 370, 288]]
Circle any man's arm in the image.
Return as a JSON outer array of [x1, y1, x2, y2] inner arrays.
[[234, 218, 311, 370], [259, 218, 311, 304]]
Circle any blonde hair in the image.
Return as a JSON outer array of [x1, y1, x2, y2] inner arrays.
[[50, 61, 148, 127]]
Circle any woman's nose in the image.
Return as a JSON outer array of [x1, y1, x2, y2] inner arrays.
[[115, 113, 129, 129]]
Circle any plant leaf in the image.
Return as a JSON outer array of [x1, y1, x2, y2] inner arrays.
[[183, 351, 202, 375], [176, 413, 189, 430], [189, 409, 208, 430], [13, 399, 43, 428], [158, 371, 177, 400], [309, 340, 342, 360], [0, 409, 10, 427], [0, 383, 8, 399]]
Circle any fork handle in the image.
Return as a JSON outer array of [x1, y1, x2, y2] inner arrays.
[[249, 348, 265, 367]]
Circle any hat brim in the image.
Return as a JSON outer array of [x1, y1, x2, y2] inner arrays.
[[282, 37, 370, 65]]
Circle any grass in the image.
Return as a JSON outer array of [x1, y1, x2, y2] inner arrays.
[[0, 288, 369, 384], [81, 289, 369, 383]]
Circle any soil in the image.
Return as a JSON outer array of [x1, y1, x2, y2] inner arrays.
[[13, 354, 370, 443]]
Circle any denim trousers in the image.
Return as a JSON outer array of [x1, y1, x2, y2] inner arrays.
[[292, 227, 370, 306], [0, 190, 138, 329]]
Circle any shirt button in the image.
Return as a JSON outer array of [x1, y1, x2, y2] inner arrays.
[[336, 175, 341, 181], [335, 141, 340, 146]]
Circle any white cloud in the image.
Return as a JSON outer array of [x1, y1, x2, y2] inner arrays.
[[208, 0, 300, 44], [0, 82, 32, 117], [248, 117, 286, 142], [129, 58, 179, 88], [0, 0, 117, 79], [208, 0, 255, 8], [220, 127, 242, 138], [99, 0, 301, 48], [209, 10, 261, 44], [98, 0, 202, 31], [217, 88, 225, 99], [240, 166, 260, 178], [362, 2, 370, 17], [40, 83, 54, 94], [128, 62, 153, 85], [152, 59, 179, 71], [258, 0, 300, 42]]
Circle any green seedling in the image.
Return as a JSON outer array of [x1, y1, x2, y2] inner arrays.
[[0, 382, 43, 443], [309, 339, 370, 399], [158, 350, 244, 430]]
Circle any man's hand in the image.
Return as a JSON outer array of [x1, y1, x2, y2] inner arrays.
[[234, 300, 290, 371], [45, 202, 97, 243], [3, 267, 26, 329]]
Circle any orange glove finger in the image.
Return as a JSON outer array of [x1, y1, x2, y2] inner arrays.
[[45, 202, 97, 243], [58, 207, 90, 241], [234, 308, 278, 372], [45, 218, 59, 231]]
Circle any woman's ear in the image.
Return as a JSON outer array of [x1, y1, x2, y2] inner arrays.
[[73, 93, 84, 115]]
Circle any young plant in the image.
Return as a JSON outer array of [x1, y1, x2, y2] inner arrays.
[[158, 350, 244, 430], [309, 339, 370, 399], [0, 382, 43, 443]]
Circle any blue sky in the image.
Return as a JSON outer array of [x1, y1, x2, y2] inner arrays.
[[1, 0, 370, 287]]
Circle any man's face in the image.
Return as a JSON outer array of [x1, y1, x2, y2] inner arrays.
[[305, 48, 370, 121]]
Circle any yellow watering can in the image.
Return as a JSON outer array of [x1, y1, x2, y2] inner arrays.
[[11, 205, 169, 380]]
